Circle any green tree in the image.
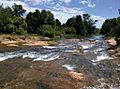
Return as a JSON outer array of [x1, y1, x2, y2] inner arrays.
[[13, 17, 27, 34], [38, 25, 55, 38], [55, 19, 61, 27], [26, 9, 55, 34], [101, 18, 117, 37], [12, 3, 26, 17], [0, 5, 13, 33], [26, 10, 41, 33], [115, 17, 120, 45], [63, 27, 76, 35], [74, 15, 83, 35], [40, 10, 55, 26], [65, 17, 76, 28], [100, 17, 120, 45], [83, 14, 97, 36]]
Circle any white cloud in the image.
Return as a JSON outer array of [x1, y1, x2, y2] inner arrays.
[[51, 4, 104, 28], [50, 4, 84, 23], [80, 0, 88, 4], [0, 0, 38, 12], [80, 0, 96, 8], [24, 0, 53, 6], [88, 3, 96, 8], [0, 0, 104, 28], [59, 0, 72, 4], [91, 15, 106, 28], [52, 4, 83, 14]]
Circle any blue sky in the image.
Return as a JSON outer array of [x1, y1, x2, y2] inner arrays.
[[0, 0, 120, 28]]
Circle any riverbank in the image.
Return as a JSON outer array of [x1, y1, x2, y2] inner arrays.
[[0, 34, 59, 47]]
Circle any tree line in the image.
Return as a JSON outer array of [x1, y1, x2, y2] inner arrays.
[[100, 16, 120, 45], [0, 3, 98, 38]]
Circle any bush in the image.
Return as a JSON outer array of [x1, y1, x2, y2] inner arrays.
[[13, 17, 27, 35], [15, 27, 27, 35], [6, 24, 16, 33], [38, 25, 55, 38], [63, 27, 76, 35]]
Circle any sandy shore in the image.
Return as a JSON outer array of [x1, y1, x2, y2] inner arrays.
[[0, 34, 58, 47]]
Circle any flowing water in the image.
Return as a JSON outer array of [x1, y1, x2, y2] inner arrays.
[[0, 36, 119, 89]]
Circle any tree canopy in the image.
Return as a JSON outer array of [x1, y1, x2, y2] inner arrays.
[[0, 3, 98, 38], [100, 17, 120, 45]]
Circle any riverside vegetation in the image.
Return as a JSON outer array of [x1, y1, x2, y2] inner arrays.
[[0, 4, 98, 38]]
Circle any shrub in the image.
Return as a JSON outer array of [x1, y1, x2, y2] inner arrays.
[[38, 25, 55, 38], [63, 27, 76, 35]]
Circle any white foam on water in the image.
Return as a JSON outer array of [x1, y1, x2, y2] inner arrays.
[[42, 46, 57, 49], [64, 49, 77, 53], [0, 52, 23, 61], [33, 53, 60, 61], [79, 42, 94, 50], [94, 48, 105, 54], [92, 52, 112, 62], [83, 78, 120, 89], [42, 45, 72, 50], [82, 45, 89, 49], [0, 51, 60, 62], [22, 52, 37, 59], [62, 64, 75, 71], [83, 50, 88, 53]]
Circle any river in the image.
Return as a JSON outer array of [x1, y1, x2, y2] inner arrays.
[[0, 36, 119, 89]]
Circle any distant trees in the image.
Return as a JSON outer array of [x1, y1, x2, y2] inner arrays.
[[26, 10, 55, 34], [38, 25, 55, 38], [65, 14, 97, 36], [55, 19, 61, 27], [0, 4, 27, 34], [12, 3, 26, 17], [100, 17, 120, 45], [100, 9, 120, 45], [0, 3, 98, 37]]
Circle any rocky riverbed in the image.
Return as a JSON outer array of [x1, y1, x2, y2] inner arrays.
[[0, 35, 119, 89]]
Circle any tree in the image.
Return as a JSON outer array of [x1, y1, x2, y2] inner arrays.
[[65, 14, 97, 36], [40, 10, 55, 26], [13, 17, 27, 34], [118, 9, 120, 15], [74, 15, 83, 35], [26, 12, 34, 33], [83, 14, 97, 36], [26, 10, 42, 34], [55, 19, 61, 27], [100, 16, 120, 45], [65, 17, 76, 28], [65, 16, 83, 35], [63, 27, 76, 35], [115, 17, 120, 45], [12, 3, 26, 17], [0, 5, 13, 33], [101, 19, 116, 37], [26, 9, 55, 34], [38, 25, 55, 38]]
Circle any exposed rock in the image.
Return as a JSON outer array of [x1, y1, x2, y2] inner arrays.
[[6, 44, 18, 47], [106, 38, 117, 46], [69, 71, 84, 80], [1, 41, 18, 45]]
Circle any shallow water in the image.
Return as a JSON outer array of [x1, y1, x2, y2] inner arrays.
[[0, 36, 119, 89]]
